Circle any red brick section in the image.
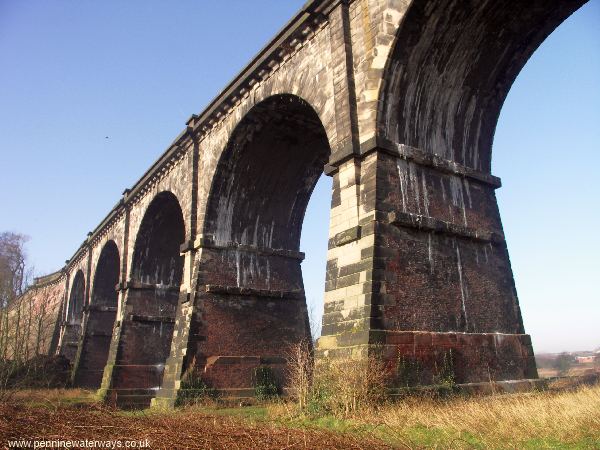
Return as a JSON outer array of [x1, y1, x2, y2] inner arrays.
[[363, 147, 534, 387], [384, 331, 536, 385]]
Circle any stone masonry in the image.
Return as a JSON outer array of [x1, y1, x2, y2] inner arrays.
[[19, 0, 586, 408]]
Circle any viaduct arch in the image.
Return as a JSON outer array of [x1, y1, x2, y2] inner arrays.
[[182, 94, 331, 396], [20, 0, 588, 408], [73, 240, 120, 388], [59, 270, 85, 362]]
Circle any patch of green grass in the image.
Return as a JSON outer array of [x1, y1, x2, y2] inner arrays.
[[392, 425, 485, 449], [183, 405, 269, 421], [520, 436, 600, 450]]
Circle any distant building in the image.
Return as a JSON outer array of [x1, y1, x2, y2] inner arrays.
[[576, 356, 595, 364]]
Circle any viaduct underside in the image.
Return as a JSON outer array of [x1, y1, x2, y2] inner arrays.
[[23, 0, 586, 408]]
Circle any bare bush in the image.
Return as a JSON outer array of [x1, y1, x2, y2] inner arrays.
[[316, 351, 390, 415], [286, 342, 391, 416], [286, 339, 313, 409]]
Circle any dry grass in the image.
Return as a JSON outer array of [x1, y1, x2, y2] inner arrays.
[[9, 388, 96, 405], [280, 343, 600, 447], [374, 385, 600, 448], [2, 385, 599, 449], [268, 384, 600, 448], [539, 364, 598, 379]]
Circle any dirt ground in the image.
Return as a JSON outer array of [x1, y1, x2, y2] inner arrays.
[[0, 401, 390, 450]]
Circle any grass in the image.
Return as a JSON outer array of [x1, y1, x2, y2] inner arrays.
[[172, 383, 600, 448], [2, 383, 599, 448], [189, 385, 600, 448], [264, 384, 600, 449], [8, 388, 96, 408]]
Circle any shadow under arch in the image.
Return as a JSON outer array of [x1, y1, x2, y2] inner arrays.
[[110, 191, 185, 408], [60, 269, 85, 362], [74, 240, 120, 389], [188, 94, 331, 394], [377, 0, 586, 172]]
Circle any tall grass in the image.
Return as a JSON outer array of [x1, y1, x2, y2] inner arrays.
[[269, 385, 600, 447], [367, 385, 600, 447]]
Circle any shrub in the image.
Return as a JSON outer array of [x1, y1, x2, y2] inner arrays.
[[175, 365, 217, 407], [287, 343, 391, 416], [432, 350, 456, 392], [253, 366, 279, 401], [396, 355, 423, 388], [554, 352, 573, 376], [1, 355, 70, 399]]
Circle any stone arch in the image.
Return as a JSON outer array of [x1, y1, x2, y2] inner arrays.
[[61, 269, 85, 361], [74, 240, 120, 388], [111, 190, 185, 408], [190, 94, 331, 393], [130, 191, 186, 287], [377, 0, 586, 172], [205, 94, 331, 251]]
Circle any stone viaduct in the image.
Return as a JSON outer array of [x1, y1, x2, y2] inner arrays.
[[22, 0, 586, 408]]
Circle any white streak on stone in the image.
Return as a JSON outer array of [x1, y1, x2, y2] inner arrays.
[[409, 162, 421, 215], [422, 172, 430, 217], [449, 176, 468, 226], [463, 178, 473, 209], [266, 259, 271, 290], [455, 242, 468, 331], [441, 178, 447, 202], [235, 249, 241, 288], [428, 233, 434, 274], [396, 159, 409, 212]]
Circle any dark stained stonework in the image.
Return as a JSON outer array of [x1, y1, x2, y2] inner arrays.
[[72, 241, 120, 389], [20, 0, 587, 408], [59, 270, 85, 363]]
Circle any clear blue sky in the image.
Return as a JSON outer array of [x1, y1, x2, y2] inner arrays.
[[0, 1, 598, 354]]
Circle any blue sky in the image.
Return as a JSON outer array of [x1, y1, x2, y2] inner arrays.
[[0, 1, 598, 353]]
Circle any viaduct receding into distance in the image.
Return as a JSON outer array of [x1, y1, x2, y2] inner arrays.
[[25, 0, 586, 408]]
